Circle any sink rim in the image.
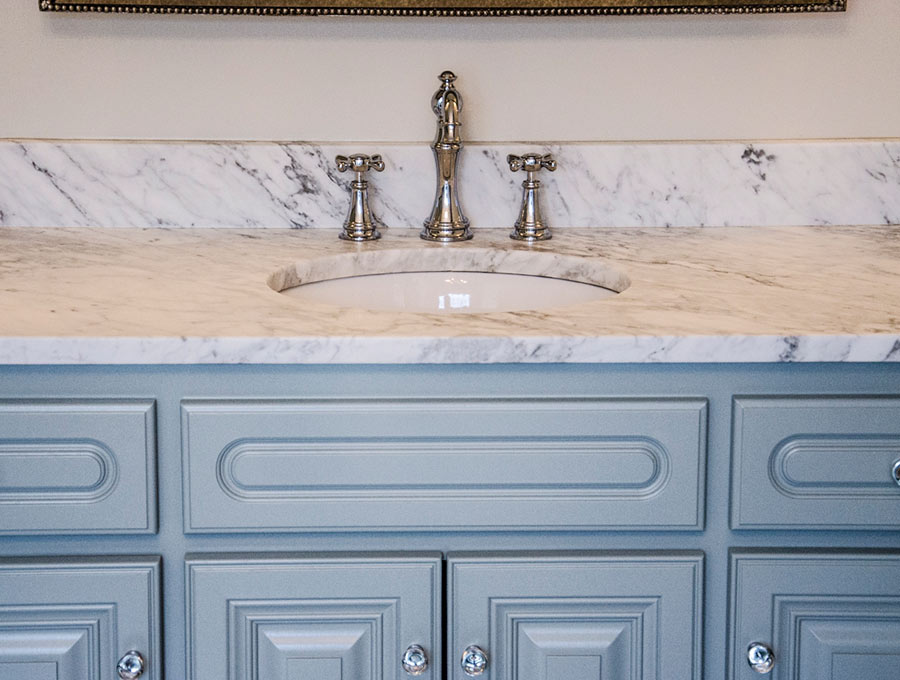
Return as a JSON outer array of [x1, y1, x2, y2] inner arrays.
[[267, 247, 632, 307]]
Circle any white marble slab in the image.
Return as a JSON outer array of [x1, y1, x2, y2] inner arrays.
[[0, 226, 897, 364], [1, 139, 899, 230]]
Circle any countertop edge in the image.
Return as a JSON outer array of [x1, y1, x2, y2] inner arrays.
[[2, 334, 899, 365]]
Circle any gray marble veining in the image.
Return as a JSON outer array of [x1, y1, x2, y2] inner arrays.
[[0, 226, 897, 364], [1, 140, 899, 230]]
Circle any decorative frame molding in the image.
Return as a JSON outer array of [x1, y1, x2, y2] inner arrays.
[[39, 1, 847, 18]]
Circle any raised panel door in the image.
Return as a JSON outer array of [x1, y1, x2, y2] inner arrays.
[[0, 399, 157, 534], [186, 553, 441, 680], [182, 397, 707, 532], [448, 552, 703, 680], [0, 556, 161, 680], [729, 550, 900, 680], [731, 396, 900, 530]]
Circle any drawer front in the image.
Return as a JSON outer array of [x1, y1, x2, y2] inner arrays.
[[448, 553, 704, 680], [0, 556, 161, 680], [731, 396, 900, 530], [729, 550, 900, 680], [182, 397, 707, 532], [186, 554, 441, 680], [0, 399, 156, 534]]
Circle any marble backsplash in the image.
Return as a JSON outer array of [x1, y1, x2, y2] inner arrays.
[[0, 139, 898, 229]]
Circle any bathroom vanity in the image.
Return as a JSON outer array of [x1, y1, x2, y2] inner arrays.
[[1, 226, 899, 680]]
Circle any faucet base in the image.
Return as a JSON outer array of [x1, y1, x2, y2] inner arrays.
[[510, 224, 552, 242], [339, 224, 382, 242], [420, 222, 473, 242]]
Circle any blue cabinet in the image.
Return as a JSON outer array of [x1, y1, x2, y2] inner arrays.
[[0, 556, 161, 680], [2, 362, 900, 680], [186, 551, 703, 680]]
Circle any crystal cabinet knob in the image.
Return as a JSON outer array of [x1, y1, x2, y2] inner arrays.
[[117, 650, 146, 679], [461, 645, 488, 676], [401, 644, 429, 675], [892, 459, 900, 486], [747, 642, 775, 674]]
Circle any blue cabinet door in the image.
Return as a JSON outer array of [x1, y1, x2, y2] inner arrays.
[[729, 551, 900, 680], [0, 556, 161, 680], [186, 553, 442, 680], [731, 396, 900, 530], [182, 397, 707, 532], [448, 552, 704, 680], [0, 399, 157, 535]]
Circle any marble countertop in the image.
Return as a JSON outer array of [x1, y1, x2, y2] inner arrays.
[[0, 225, 898, 364]]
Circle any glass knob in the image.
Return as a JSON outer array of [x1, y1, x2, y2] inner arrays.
[[402, 644, 428, 676], [117, 650, 146, 679], [461, 645, 488, 676], [747, 642, 775, 674], [892, 459, 900, 486]]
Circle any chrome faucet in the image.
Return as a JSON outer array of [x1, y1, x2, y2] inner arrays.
[[422, 71, 472, 242]]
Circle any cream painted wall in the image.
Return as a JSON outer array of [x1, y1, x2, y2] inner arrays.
[[1, 2, 897, 142]]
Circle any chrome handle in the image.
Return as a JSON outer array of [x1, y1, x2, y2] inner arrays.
[[117, 650, 146, 679], [747, 642, 775, 674], [507, 152, 557, 241], [461, 645, 488, 676], [335, 153, 384, 241], [335, 153, 385, 175], [507, 153, 557, 174], [401, 644, 428, 675], [892, 459, 900, 486]]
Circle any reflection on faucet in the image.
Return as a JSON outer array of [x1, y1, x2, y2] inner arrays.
[[422, 71, 472, 242]]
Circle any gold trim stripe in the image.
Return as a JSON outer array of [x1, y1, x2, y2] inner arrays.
[[39, 1, 847, 16]]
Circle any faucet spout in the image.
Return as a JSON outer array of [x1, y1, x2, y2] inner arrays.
[[422, 71, 472, 242], [432, 70, 462, 145]]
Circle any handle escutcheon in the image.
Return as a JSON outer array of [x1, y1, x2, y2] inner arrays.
[[747, 642, 775, 674], [461, 645, 488, 676], [117, 650, 146, 679], [892, 459, 900, 486], [402, 644, 429, 676]]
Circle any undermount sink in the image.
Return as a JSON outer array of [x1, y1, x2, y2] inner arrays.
[[268, 247, 630, 314]]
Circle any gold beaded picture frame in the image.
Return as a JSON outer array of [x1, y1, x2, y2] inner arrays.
[[39, 0, 847, 17]]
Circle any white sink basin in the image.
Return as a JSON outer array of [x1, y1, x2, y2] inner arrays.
[[279, 270, 618, 314], [268, 247, 629, 314]]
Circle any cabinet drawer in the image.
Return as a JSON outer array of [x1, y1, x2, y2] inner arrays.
[[0, 556, 161, 680], [186, 553, 441, 680], [729, 550, 900, 680], [0, 399, 157, 534], [448, 552, 704, 680], [731, 396, 900, 530], [182, 397, 707, 532]]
